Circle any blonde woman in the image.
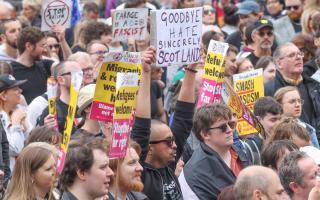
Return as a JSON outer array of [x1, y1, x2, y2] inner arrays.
[[4, 142, 58, 200], [274, 86, 319, 148]]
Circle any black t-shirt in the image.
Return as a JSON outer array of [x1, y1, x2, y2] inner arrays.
[[11, 59, 53, 104], [158, 168, 183, 200], [247, 52, 260, 67], [151, 81, 162, 119], [38, 99, 79, 135]]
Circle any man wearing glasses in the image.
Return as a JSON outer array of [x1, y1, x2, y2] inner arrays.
[[273, 0, 303, 44], [265, 43, 320, 141], [247, 19, 275, 66], [178, 103, 251, 200]]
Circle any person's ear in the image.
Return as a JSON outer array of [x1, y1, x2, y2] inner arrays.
[[252, 189, 264, 199], [289, 181, 300, 193], [0, 91, 7, 101], [76, 169, 86, 181], [25, 42, 34, 51], [200, 130, 210, 141]]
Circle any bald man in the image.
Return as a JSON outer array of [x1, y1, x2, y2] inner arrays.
[[234, 166, 287, 200], [68, 52, 94, 86]]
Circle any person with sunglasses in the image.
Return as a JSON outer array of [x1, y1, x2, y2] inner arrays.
[[131, 47, 197, 200], [273, 0, 303, 44], [179, 103, 251, 200], [246, 19, 275, 67]]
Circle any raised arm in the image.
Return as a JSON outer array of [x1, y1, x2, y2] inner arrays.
[[52, 25, 72, 60], [131, 47, 156, 161], [171, 63, 198, 164]]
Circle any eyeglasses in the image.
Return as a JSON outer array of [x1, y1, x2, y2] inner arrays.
[[149, 136, 175, 146], [284, 98, 304, 105], [204, 9, 215, 15], [285, 5, 300, 10], [48, 44, 60, 49], [258, 31, 273, 37], [60, 72, 71, 76], [208, 121, 236, 132], [280, 51, 304, 59], [90, 50, 108, 56]]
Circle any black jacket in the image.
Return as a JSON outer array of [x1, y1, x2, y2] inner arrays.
[[108, 191, 149, 200], [183, 142, 251, 200], [264, 70, 317, 134], [131, 101, 194, 200], [0, 115, 9, 187]]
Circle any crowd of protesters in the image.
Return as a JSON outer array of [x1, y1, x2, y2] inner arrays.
[[0, 0, 319, 199]]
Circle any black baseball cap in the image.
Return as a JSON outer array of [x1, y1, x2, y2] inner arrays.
[[0, 74, 27, 92], [252, 19, 273, 31]]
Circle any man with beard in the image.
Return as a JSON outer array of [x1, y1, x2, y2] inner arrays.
[[108, 141, 148, 200], [0, 18, 21, 61], [247, 19, 275, 66], [273, 0, 303, 44], [11, 26, 54, 103]]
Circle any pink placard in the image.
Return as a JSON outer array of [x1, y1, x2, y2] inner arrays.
[[197, 78, 222, 107], [90, 100, 114, 122], [109, 119, 131, 159]]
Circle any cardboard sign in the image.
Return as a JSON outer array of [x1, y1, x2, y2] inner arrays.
[[57, 70, 83, 173], [109, 72, 139, 159], [41, 0, 72, 31], [90, 52, 142, 122], [47, 76, 58, 131], [197, 40, 229, 107], [112, 8, 148, 41], [233, 69, 264, 136], [221, 79, 266, 137], [150, 7, 202, 66]]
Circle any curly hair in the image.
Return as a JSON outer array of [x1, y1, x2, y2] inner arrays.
[[17, 26, 44, 54]]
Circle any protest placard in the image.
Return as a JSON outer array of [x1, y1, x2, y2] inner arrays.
[[47, 76, 58, 131], [41, 0, 72, 31], [90, 52, 142, 122], [57, 70, 83, 173], [221, 79, 266, 138], [233, 69, 264, 135], [197, 40, 229, 107], [150, 7, 202, 66], [112, 8, 148, 41], [109, 72, 139, 159]]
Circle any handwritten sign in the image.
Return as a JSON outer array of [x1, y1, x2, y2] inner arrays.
[[90, 52, 141, 122], [112, 8, 148, 41], [109, 72, 139, 159], [41, 0, 71, 31], [150, 7, 202, 66], [221, 79, 265, 137], [57, 70, 83, 173], [197, 40, 229, 107]]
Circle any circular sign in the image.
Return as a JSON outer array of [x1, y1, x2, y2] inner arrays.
[[44, 0, 70, 28]]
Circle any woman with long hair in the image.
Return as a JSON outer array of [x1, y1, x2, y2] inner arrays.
[[4, 142, 58, 200]]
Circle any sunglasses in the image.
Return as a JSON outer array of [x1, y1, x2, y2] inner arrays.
[[204, 9, 215, 15], [208, 121, 236, 132], [258, 31, 273, 37], [60, 72, 71, 76], [48, 44, 60, 49], [149, 136, 175, 146], [285, 5, 300, 10]]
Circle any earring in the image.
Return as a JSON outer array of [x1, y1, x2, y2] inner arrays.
[[31, 179, 34, 184]]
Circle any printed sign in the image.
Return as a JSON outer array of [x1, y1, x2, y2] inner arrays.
[[233, 69, 264, 135], [109, 72, 139, 159], [150, 7, 202, 66], [90, 52, 142, 122], [221, 79, 266, 137], [197, 40, 229, 107], [47, 76, 58, 131], [41, 0, 71, 31], [112, 8, 148, 41], [57, 70, 83, 173]]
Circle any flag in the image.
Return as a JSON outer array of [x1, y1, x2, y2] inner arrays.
[[71, 0, 81, 27]]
